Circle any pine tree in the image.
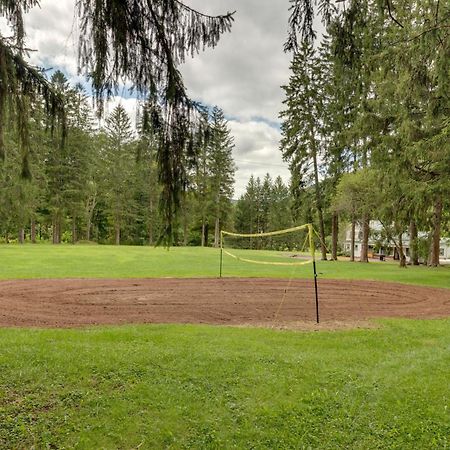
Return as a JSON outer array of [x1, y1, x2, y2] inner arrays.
[[102, 105, 136, 245], [268, 176, 293, 232], [235, 175, 259, 248], [280, 43, 328, 260], [235, 174, 295, 250], [259, 174, 272, 234], [0, 1, 65, 177], [135, 106, 162, 245], [65, 84, 96, 243], [191, 110, 211, 247], [207, 106, 236, 247], [45, 71, 72, 244]]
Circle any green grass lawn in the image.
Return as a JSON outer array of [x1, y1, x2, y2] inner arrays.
[[1, 244, 449, 448], [0, 320, 449, 449], [1, 244, 449, 289]]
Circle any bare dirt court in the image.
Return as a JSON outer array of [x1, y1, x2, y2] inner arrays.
[[1, 278, 449, 329]]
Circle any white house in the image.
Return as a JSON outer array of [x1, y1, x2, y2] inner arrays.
[[342, 221, 450, 262]]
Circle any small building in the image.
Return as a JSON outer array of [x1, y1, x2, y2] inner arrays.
[[342, 221, 450, 262]]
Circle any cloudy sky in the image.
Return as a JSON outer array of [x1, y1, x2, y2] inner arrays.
[[11, 0, 295, 197]]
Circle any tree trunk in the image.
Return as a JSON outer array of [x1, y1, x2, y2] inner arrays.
[[398, 232, 407, 268], [18, 228, 25, 244], [393, 247, 399, 260], [350, 219, 355, 262], [204, 223, 209, 247], [409, 220, 419, 265], [115, 224, 120, 245], [148, 197, 153, 246], [331, 213, 338, 261], [214, 198, 221, 249], [429, 196, 442, 267], [31, 220, 36, 244], [56, 219, 61, 244], [214, 217, 220, 248], [360, 215, 369, 263], [183, 215, 188, 247], [307, 102, 327, 260], [86, 194, 97, 242], [312, 163, 327, 260], [201, 218, 206, 247], [72, 216, 77, 244], [148, 221, 153, 246], [86, 216, 91, 241], [53, 217, 61, 244]]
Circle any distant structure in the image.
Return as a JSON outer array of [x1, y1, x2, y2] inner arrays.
[[343, 221, 450, 262]]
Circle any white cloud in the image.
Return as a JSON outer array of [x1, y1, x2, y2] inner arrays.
[[229, 120, 290, 197], [24, 0, 78, 74], [180, 0, 292, 123]]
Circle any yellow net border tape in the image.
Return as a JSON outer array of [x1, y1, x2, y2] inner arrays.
[[222, 249, 313, 267], [221, 223, 310, 238]]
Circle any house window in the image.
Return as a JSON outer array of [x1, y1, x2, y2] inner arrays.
[[355, 245, 359, 250], [440, 248, 445, 256]]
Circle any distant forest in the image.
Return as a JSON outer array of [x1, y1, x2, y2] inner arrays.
[[1, 1, 449, 268], [0, 71, 240, 248], [0, 70, 295, 250]]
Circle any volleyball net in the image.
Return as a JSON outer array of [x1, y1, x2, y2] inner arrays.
[[220, 223, 315, 270], [219, 223, 320, 323]]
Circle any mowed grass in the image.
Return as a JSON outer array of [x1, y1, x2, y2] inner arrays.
[[0, 320, 449, 449], [0, 244, 449, 289], [1, 245, 449, 448]]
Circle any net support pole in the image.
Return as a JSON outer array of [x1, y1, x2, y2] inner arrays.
[[309, 224, 320, 324], [313, 260, 319, 324], [219, 231, 223, 278]]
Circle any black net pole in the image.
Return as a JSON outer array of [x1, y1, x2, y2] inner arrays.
[[219, 232, 223, 278], [308, 224, 319, 324], [313, 260, 319, 324]]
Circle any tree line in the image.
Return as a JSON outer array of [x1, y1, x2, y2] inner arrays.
[[1, 1, 235, 243], [1, 1, 448, 265], [0, 71, 236, 247], [280, 0, 450, 267]]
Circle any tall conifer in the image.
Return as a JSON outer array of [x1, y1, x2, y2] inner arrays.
[[280, 43, 328, 260]]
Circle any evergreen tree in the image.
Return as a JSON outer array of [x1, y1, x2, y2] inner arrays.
[[0, 1, 65, 177], [135, 107, 162, 245], [64, 84, 96, 243], [191, 110, 211, 247], [280, 43, 328, 260], [268, 176, 293, 232], [259, 174, 272, 234], [235, 175, 259, 248], [207, 106, 236, 247], [319, 35, 357, 260], [102, 105, 136, 245], [234, 174, 296, 250], [45, 71, 72, 244]]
